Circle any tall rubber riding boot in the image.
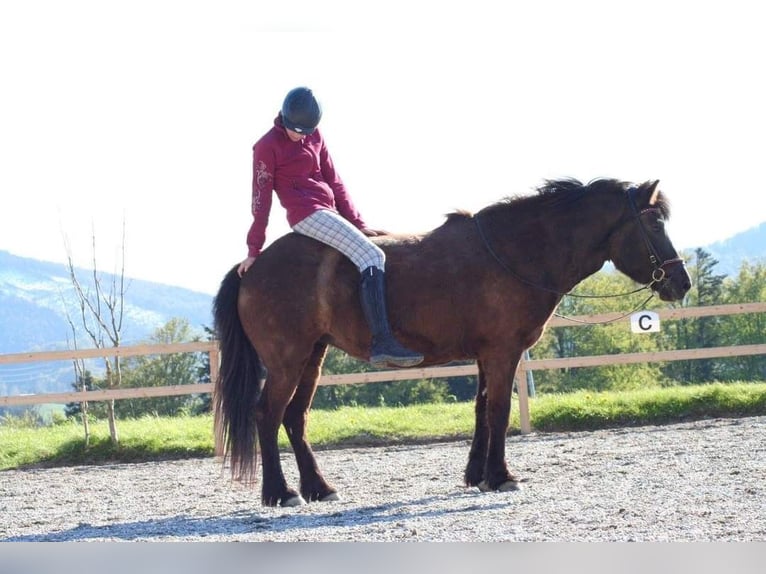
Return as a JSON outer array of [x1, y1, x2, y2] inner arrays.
[[359, 266, 424, 368]]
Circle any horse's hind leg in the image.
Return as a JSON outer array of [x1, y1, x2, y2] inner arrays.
[[282, 342, 339, 503], [255, 367, 305, 507], [465, 362, 488, 487]]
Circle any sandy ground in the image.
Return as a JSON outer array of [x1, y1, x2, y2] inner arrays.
[[2, 416, 765, 542]]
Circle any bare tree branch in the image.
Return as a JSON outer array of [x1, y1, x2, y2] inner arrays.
[[60, 221, 128, 444], [61, 304, 90, 446]]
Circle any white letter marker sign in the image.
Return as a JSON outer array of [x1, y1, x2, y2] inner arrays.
[[630, 311, 660, 333]]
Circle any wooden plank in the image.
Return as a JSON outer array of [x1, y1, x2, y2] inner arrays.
[[1, 303, 764, 442], [547, 301, 766, 327], [524, 343, 766, 370], [0, 341, 219, 365], [0, 383, 214, 407], [319, 364, 478, 386], [1, 303, 761, 367], [7, 343, 762, 408]]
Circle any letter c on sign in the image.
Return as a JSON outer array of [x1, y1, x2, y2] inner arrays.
[[630, 311, 660, 333]]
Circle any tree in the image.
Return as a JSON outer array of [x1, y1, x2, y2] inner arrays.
[[117, 318, 204, 417], [659, 249, 726, 383], [193, 325, 215, 414], [61, 311, 95, 443], [64, 369, 100, 421], [717, 262, 766, 381], [63, 224, 127, 443], [312, 347, 373, 408], [532, 271, 664, 393], [312, 347, 455, 408]]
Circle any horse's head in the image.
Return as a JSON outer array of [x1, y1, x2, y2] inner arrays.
[[609, 180, 692, 302]]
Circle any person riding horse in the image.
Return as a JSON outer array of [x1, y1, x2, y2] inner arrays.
[[237, 87, 422, 369], [216, 175, 692, 506]]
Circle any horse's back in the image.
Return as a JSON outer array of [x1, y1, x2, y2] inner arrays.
[[240, 233, 358, 316], [234, 219, 535, 364], [236, 233, 370, 357]]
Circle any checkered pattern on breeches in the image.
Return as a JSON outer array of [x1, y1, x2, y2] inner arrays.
[[292, 209, 385, 272]]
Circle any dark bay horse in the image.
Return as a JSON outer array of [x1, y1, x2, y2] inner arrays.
[[213, 178, 691, 506]]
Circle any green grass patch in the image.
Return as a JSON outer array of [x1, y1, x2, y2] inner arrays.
[[304, 402, 480, 446], [0, 415, 214, 470], [2, 382, 764, 471], [530, 382, 766, 431]]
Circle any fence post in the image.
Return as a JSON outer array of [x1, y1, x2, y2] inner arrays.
[[516, 355, 532, 435], [524, 349, 536, 398]]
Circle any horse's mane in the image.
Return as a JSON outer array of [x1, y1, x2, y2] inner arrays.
[[445, 177, 671, 223]]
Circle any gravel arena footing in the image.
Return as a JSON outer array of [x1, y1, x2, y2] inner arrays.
[[2, 416, 765, 542]]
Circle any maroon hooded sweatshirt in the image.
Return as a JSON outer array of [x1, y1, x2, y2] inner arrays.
[[245, 114, 368, 258]]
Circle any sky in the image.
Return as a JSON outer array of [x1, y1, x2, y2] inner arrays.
[[1, 0, 764, 295]]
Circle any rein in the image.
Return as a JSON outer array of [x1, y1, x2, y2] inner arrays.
[[473, 216, 653, 299], [473, 188, 679, 325]]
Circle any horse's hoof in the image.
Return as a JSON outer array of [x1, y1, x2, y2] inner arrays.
[[282, 495, 306, 507], [498, 480, 521, 492], [319, 492, 340, 502], [478, 479, 521, 492]]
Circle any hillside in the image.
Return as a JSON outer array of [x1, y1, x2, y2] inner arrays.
[[703, 222, 766, 277], [0, 250, 213, 396]]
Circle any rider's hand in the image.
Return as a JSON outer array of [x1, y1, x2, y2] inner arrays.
[[237, 256, 256, 277], [361, 228, 390, 237]]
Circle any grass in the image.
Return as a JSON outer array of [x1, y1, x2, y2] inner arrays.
[[1, 382, 765, 471], [531, 382, 766, 431], [0, 415, 213, 470]]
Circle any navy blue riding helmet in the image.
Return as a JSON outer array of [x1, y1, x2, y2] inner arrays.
[[281, 87, 322, 135]]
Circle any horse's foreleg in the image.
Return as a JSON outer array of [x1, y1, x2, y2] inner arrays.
[[255, 379, 304, 507], [465, 362, 488, 487], [478, 354, 522, 492], [283, 343, 339, 503]]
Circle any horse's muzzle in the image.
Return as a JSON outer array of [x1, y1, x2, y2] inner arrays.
[[654, 259, 692, 301]]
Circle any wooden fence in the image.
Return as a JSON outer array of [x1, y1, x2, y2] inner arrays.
[[1, 302, 764, 437]]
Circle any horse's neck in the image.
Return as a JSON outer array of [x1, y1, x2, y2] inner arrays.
[[488, 206, 614, 293]]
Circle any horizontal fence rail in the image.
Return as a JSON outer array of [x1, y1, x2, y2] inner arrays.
[[0, 341, 217, 365], [1, 302, 765, 437]]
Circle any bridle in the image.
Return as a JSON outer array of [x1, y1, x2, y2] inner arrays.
[[626, 186, 685, 287], [474, 187, 686, 324]]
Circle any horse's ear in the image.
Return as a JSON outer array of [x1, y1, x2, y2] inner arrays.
[[647, 179, 660, 206]]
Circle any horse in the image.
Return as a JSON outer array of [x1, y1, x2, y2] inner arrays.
[[213, 177, 692, 506]]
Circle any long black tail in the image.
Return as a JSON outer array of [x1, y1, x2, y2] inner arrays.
[[213, 266, 265, 483]]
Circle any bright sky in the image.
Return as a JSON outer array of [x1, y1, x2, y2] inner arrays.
[[1, 0, 764, 295]]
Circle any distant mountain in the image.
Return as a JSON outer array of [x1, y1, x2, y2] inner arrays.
[[0, 250, 213, 397], [701, 222, 766, 277]]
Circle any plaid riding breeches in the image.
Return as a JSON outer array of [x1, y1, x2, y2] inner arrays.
[[292, 209, 385, 272]]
